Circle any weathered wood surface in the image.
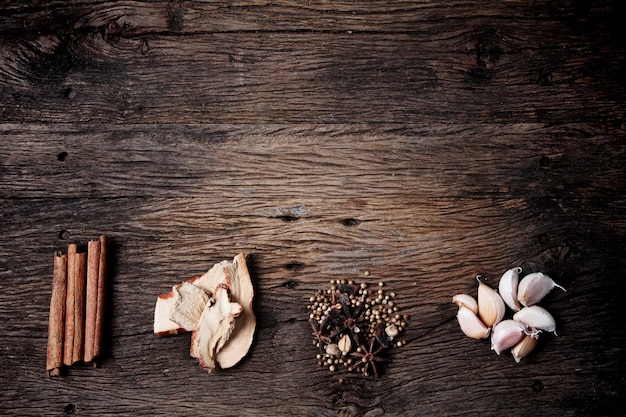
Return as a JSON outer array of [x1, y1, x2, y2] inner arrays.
[[1, 1, 624, 124], [1, 1, 625, 416]]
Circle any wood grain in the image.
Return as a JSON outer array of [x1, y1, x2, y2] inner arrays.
[[1, 0, 625, 416], [1, 2, 624, 124], [0, 162, 623, 415], [0, 195, 623, 416], [1, 123, 624, 201]]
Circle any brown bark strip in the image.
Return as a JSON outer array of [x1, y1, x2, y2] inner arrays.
[[46, 251, 67, 376], [72, 251, 87, 364], [93, 235, 107, 361], [63, 244, 77, 366], [84, 240, 101, 364]]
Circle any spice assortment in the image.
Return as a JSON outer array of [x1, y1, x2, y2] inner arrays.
[[46, 236, 568, 378], [153, 253, 256, 372], [46, 235, 107, 376], [307, 278, 408, 377], [453, 268, 566, 362]]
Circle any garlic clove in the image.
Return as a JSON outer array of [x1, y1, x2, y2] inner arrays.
[[456, 305, 490, 339], [452, 294, 478, 314], [517, 272, 566, 307], [511, 334, 539, 363], [513, 305, 557, 334], [477, 277, 506, 328], [491, 319, 526, 355], [498, 267, 522, 312], [338, 334, 352, 355], [385, 324, 399, 340], [325, 343, 341, 357]]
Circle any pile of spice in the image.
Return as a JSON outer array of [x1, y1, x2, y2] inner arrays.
[[307, 277, 408, 377]]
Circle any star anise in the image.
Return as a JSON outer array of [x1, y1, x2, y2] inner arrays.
[[310, 316, 332, 350], [352, 337, 389, 378], [331, 293, 365, 342]]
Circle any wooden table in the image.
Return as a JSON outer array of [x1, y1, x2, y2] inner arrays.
[[1, 1, 624, 416]]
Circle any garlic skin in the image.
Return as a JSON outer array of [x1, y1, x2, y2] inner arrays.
[[513, 305, 557, 334], [511, 334, 539, 363], [491, 319, 526, 355], [517, 272, 566, 307], [477, 277, 506, 328], [456, 305, 490, 339], [498, 267, 522, 312], [452, 294, 478, 314]]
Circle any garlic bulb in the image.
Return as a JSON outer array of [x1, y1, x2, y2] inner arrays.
[[491, 319, 526, 355], [452, 294, 478, 314], [477, 277, 506, 328], [456, 305, 490, 339], [498, 267, 522, 312], [517, 272, 566, 307], [513, 305, 557, 334]]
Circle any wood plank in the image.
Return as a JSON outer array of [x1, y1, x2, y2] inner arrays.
[[1, 123, 624, 201], [0, 0, 622, 35], [1, 2, 624, 123], [2, 123, 624, 264]]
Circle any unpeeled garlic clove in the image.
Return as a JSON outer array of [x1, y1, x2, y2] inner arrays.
[[452, 294, 478, 314], [456, 305, 490, 339], [511, 334, 539, 363], [498, 267, 522, 312], [338, 334, 352, 355], [477, 277, 506, 328], [325, 343, 341, 357], [385, 324, 399, 340], [517, 272, 566, 307], [513, 305, 557, 334], [491, 319, 526, 355]]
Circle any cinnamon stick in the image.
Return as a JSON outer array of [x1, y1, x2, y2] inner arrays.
[[46, 252, 67, 376], [72, 251, 87, 364], [63, 244, 77, 366], [93, 235, 107, 361], [84, 240, 101, 363]]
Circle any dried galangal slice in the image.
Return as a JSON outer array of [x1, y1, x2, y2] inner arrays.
[[190, 285, 242, 371], [153, 254, 256, 372], [153, 277, 202, 336], [195, 253, 256, 369], [171, 281, 211, 332]]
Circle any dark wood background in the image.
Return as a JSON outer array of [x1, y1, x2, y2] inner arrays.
[[1, 1, 625, 416]]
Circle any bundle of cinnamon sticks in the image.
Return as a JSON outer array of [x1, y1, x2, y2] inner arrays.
[[46, 235, 107, 376]]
